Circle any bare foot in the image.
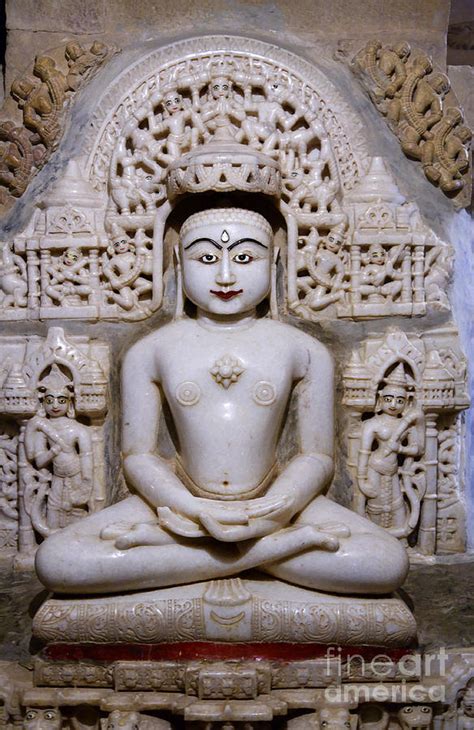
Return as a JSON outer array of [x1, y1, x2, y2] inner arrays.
[[114, 522, 174, 549]]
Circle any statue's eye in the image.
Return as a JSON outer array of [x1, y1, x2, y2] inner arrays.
[[58, 397, 68, 405], [26, 713, 37, 720], [421, 707, 430, 713], [223, 85, 228, 90], [345, 723, 351, 728], [403, 707, 413, 714], [233, 253, 253, 264], [44, 712, 56, 720], [199, 254, 219, 264], [321, 722, 328, 727]]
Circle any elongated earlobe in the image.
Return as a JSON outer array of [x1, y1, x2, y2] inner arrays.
[[270, 247, 280, 320], [174, 245, 184, 320]]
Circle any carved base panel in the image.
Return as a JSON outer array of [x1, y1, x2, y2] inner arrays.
[[33, 578, 417, 647], [2, 648, 471, 728]]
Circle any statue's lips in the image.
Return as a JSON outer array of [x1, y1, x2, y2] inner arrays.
[[210, 289, 243, 301]]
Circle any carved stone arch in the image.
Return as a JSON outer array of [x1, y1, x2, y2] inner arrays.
[[82, 35, 370, 193], [375, 356, 423, 391]]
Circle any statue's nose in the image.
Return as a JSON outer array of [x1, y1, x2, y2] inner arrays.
[[215, 252, 237, 285]]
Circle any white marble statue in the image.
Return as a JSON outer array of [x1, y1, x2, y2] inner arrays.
[[36, 207, 408, 596]]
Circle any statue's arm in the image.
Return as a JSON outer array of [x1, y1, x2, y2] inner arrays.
[[121, 336, 207, 519], [265, 338, 334, 517]]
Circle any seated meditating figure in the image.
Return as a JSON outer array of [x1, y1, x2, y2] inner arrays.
[[36, 208, 408, 597]]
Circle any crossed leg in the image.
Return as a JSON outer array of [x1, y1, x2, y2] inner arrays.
[[36, 495, 408, 596]]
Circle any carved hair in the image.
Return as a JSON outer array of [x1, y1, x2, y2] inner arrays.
[[180, 208, 273, 242]]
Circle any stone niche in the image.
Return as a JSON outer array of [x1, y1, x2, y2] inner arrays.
[[0, 7, 472, 730]]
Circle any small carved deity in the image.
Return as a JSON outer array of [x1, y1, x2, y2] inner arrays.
[[25, 365, 94, 533], [65, 41, 108, 91], [201, 76, 246, 141], [387, 58, 450, 159], [37, 207, 408, 598], [0, 242, 28, 308], [150, 88, 208, 160], [45, 247, 91, 306], [422, 108, 472, 193], [101, 228, 153, 311], [294, 225, 348, 312], [359, 243, 405, 303], [241, 77, 298, 153], [356, 365, 425, 540]]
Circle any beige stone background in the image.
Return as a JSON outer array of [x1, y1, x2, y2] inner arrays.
[[0, 0, 472, 661]]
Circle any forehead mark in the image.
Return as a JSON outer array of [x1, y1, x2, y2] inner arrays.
[[184, 238, 223, 251], [227, 238, 269, 251]]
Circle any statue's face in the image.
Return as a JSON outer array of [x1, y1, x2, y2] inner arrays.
[[181, 221, 272, 316], [113, 237, 129, 254], [164, 92, 182, 114], [326, 232, 343, 252], [380, 387, 407, 416], [43, 390, 71, 418], [368, 245, 385, 265], [63, 249, 81, 266], [211, 77, 231, 99], [23, 708, 61, 730]]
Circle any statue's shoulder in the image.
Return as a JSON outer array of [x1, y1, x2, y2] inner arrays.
[[125, 319, 195, 356], [262, 319, 331, 354], [257, 319, 332, 374]]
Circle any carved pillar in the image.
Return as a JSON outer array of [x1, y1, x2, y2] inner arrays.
[[401, 245, 412, 304], [418, 414, 439, 555], [87, 248, 101, 309], [26, 245, 40, 312], [349, 243, 362, 306], [39, 250, 51, 307], [412, 239, 425, 305]]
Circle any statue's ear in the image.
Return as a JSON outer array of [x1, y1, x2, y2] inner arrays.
[[270, 246, 280, 320], [173, 244, 184, 319]]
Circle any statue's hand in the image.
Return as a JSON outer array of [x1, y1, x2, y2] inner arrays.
[[157, 506, 207, 538], [198, 496, 295, 542], [358, 478, 379, 498]]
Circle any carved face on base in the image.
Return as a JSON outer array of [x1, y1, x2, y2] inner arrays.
[[23, 708, 62, 730], [180, 208, 273, 317]]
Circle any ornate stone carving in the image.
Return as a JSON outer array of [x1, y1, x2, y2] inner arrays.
[[0, 160, 157, 321], [0, 327, 109, 562], [289, 157, 453, 320], [32, 578, 416, 647], [343, 328, 469, 555], [349, 41, 472, 207], [0, 42, 115, 208]]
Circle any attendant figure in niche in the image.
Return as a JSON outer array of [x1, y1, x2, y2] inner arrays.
[[25, 365, 93, 533], [36, 207, 408, 597], [356, 365, 425, 539]]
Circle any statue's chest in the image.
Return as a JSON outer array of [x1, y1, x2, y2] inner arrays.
[[161, 345, 292, 412]]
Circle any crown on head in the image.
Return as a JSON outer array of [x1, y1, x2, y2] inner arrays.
[[38, 364, 74, 395], [180, 208, 273, 242], [382, 363, 410, 389]]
